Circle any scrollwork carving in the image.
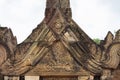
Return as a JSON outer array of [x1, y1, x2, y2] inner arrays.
[[0, 1, 120, 80], [0, 44, 7, 66]]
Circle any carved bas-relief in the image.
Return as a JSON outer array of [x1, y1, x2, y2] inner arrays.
[[0, 0, 120, 80]]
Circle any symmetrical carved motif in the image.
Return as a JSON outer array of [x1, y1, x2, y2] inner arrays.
[[0, 0, 120, 80]]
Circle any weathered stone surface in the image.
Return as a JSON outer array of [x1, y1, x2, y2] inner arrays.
[[46, 0, 70, 8], [25, 76, 39, 80], [112, 68, 120, 80], [0, 0, 119, 80], [41, 76, 77, 80]]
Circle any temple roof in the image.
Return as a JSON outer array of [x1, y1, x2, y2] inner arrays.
[[20, 0, 101, 75], [0, 0, 100, 76], [0, 0, 120, 78]]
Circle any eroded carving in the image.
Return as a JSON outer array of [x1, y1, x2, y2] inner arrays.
[[0, 0, 119, 80]]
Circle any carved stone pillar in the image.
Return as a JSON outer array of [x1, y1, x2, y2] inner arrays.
[[4, 76, 19, 80], [4, 76, 9, 80], [25, 76, 39, 80]]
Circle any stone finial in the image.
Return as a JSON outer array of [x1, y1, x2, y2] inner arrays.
[[46, 0, 70, 8], [114, 29, 120, 42], [45, 0, 72, 22]]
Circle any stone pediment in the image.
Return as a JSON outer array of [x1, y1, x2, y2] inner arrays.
[[25, 41, 88, 76], [0, 0, 120, 80]]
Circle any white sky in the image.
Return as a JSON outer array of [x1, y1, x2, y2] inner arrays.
[[0, 0, 120, 43]]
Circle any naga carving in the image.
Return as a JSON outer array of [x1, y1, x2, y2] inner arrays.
[[0, 0, 120, 80]]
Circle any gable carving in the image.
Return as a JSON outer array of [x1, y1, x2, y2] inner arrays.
[[0, 0, 120, 80]]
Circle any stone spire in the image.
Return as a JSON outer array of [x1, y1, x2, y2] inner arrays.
[[46, 0, 70, 8], [45, 0, 72, 23]]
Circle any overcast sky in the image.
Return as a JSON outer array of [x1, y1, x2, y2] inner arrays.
[[0, 0, 120, 43]]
